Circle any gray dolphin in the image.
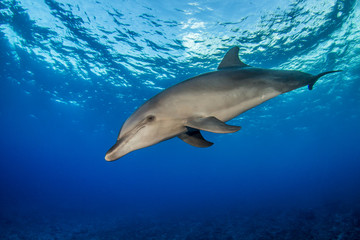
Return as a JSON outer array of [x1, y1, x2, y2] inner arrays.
[[105, 47, 340, 161]]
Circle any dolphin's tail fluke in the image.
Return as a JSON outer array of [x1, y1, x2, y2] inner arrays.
[[308, 70, 342, 90]]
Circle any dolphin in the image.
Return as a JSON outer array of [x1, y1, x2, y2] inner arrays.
[[105, 47, 341, 161]]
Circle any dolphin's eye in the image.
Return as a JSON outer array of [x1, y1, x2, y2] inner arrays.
[[146, 115, 156, 122]]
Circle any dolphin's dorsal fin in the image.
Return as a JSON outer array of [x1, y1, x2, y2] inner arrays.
[[218, 46, 249, 70]]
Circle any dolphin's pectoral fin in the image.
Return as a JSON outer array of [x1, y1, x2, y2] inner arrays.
[[218, 46, 249, 70], [186, 116, 241, 133], [178, 129, 214, 148]]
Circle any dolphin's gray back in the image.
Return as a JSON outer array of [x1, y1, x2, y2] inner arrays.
[[150, 67, 308, 122]]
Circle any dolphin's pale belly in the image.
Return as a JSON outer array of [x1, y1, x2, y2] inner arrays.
[[210, 87, 281, 121]]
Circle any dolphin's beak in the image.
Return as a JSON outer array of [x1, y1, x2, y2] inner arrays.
[[105, 138, 129, 161]]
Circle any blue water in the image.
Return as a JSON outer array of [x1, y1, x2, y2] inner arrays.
[[1, 0, 360, 239]]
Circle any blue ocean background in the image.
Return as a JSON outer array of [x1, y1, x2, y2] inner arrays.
[[1, 0, 360, 239]]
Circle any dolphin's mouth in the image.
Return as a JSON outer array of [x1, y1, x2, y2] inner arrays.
[[105, 139, 125, 161], [105, 123, 146, 161], [105, 133, 133, 161]]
